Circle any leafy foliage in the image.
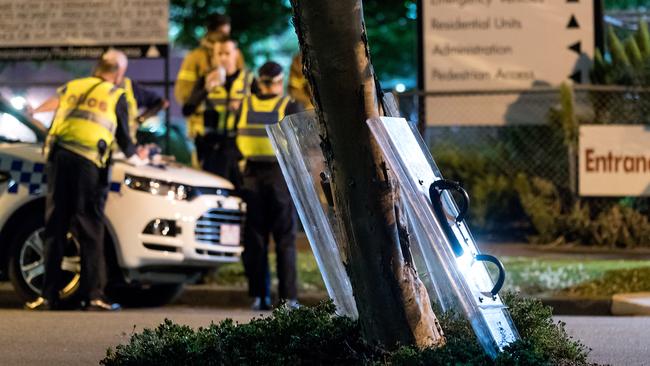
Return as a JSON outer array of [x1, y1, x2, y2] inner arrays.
[[169, 0, 293, 63], [562, 266, 650, 296], [499, 257, 650, 296], [102, 301, 379, 366], [514, 172, 650, 247], [431, 145, 527, 237], [102, 294, 593, 366], [169, 0, 418, 83]]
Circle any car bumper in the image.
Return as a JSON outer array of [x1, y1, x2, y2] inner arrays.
[[105, 184, 245, 275]]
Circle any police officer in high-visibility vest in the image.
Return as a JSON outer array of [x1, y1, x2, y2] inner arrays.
[[31, 76, 167, 145], [182, 36, 254, 187], [26, 51, 148, 311], [122, 77, 168, 142], [236, 62, 303, 310], [288, 52, 313, 110], [175, 13, 245, 139]]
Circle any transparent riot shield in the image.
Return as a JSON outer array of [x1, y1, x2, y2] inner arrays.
[[267, 111, 358, 318], [367, 116, 519, 358]]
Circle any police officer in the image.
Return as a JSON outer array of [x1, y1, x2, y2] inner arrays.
[[121, 77, 168, 142], [26, 51, 147, 311], [31, 75, 167, 144], [236, 61, 302, 310], [175, 13, 244, 139], [182, 37, 254, 187], [288, 52, 313, 110]]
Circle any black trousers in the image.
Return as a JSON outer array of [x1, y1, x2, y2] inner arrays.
[[242, 161, 297, 300], [195, 133, 242, 189], [43, 148, 107, 302]]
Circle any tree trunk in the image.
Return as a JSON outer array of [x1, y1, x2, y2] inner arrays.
[[290, 0, 445, 348]]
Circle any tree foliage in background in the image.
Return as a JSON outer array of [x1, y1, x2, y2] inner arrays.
[[169, 0, 292, 61], [604, 0, 650, 10], [169, 0, 418, 84], [362, 0, 418, 84], [591, 22, 650, 86]]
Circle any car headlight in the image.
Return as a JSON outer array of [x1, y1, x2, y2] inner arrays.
[[124, 174, 192, 201]]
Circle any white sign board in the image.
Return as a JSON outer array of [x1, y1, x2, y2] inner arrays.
[[0, 0, 168, 60], [579, 125, 650, 197], [422, 0, 594, 125]]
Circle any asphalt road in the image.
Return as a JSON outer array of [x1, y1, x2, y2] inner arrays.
[[0, 306, 647, 365], [557, 315, 650, 366], [0, 306, 265, 365]]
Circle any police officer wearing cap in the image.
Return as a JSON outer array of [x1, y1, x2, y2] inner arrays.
[[236, 61, 302, 310], [26, 51, 147, 311], [183, 36, 254, 187]]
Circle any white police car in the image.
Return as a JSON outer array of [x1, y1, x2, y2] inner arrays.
[[0, 109, 244, 307]]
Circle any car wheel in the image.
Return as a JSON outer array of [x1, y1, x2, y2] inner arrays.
[[106, 283, 185, 308], [8, 219, 81, 304]]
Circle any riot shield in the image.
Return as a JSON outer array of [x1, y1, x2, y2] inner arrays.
[[367, 116, 519, 358], [266, 111, 358, 318]]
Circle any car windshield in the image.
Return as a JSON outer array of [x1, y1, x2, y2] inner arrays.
[[0, 95, 46, 143]]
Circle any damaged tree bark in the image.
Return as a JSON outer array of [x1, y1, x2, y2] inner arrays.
[[290, 0, 445, 348]]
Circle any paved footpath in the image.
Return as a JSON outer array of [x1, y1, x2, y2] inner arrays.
[[0, 305, 647, 365], [558, 315, 650, 366]]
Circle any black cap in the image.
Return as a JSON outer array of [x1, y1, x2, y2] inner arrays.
[[258, 61, 283, 79], [207, 13, 231, 32]]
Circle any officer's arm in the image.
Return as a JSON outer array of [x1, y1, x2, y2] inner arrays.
[[181, 76, 208, 117], [174, 52, 200, 105], [131, 81, 168, 122], [285, 100, 305, 117], [114, 95, 136, 158]]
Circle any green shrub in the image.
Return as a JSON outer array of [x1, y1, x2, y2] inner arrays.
[[513, 172, 650, 247], [102, 294, 593, 366], [562, 267, 650, 296], [431, 145, 526, 237]]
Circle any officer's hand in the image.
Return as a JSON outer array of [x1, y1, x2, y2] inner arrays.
[[228, 100, 241, 112], [205, 69, 223, 91]]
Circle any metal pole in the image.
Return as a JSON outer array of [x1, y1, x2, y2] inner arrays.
[[594, 0, 604, 52], [163, 45, 171, 155], [416, 0, 426, 137]]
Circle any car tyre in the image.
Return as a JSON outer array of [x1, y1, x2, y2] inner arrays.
[[7, 216, 82, 306]]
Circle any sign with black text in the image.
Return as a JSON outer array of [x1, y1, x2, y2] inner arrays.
[[579, 125, 650, 197], [422, 0, 594, 125], [0, 0, 168, 60]]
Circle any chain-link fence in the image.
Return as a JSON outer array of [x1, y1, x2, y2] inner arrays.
[[395, 85, 650, 247]]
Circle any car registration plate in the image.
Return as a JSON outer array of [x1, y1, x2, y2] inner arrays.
[[220, 224, 240, 245]]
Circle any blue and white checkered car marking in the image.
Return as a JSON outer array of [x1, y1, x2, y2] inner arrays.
[[0, 156, 47, 196], [0, 155, 123, 195]]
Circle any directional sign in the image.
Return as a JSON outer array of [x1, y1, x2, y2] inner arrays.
[[422, 0, 594, 125]]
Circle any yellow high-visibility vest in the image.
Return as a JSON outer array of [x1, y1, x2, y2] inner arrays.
[[236, 94, 290, 159], [46, 77, 124, 167], [206, 69, 253, 136], [123, 77, 139, 141]]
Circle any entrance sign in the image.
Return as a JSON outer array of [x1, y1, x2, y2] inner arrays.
[[579, 125, 650, 196], [0, 0, 168, 60], [421, 0, 594, 125]]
